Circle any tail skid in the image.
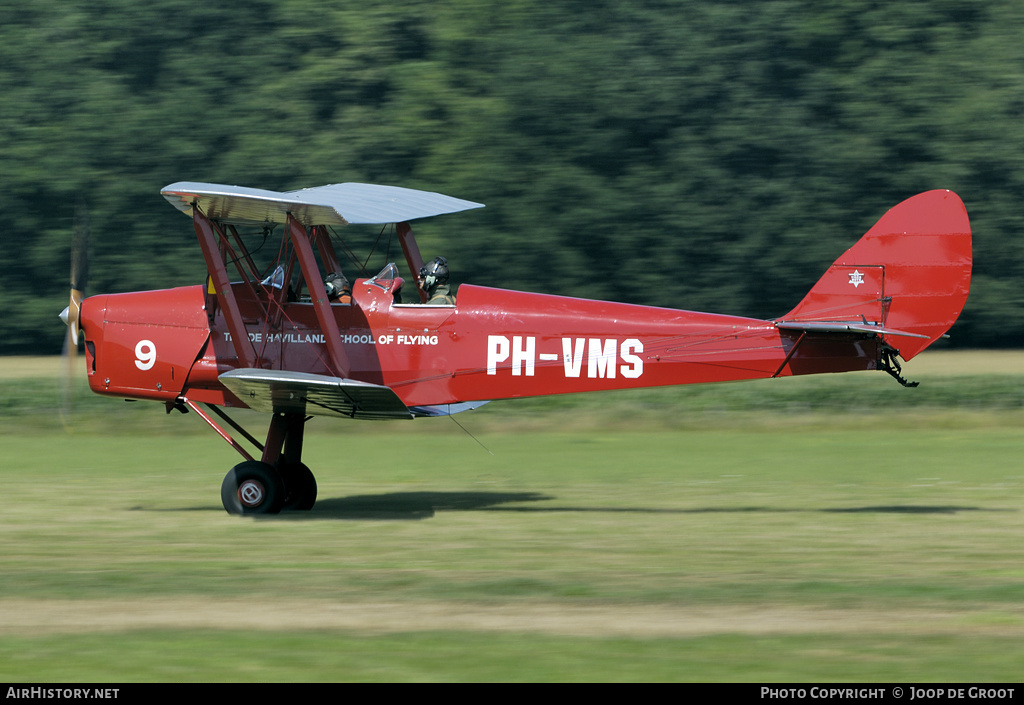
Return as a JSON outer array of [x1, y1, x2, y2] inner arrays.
[[777, 190, 972, 360]]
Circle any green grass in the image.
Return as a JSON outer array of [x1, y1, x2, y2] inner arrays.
[[1, 353, 1023, 681], [3, 632, 1024, 682]]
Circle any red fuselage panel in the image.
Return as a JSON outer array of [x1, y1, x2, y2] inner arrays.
[[80, 286, 211, 401]]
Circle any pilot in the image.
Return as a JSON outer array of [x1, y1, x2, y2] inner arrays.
[[324, 272, 351, 304], [418, 256, 455, 305]]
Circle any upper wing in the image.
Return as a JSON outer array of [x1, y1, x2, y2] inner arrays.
[[161, 181, 484, 226]]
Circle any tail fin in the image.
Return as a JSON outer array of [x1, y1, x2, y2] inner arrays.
[[777, 190, 971, 360]]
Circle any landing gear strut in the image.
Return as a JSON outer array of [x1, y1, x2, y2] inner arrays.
[[179, 400, 318, 515]]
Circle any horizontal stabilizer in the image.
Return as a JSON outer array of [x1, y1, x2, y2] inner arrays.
[[219, 369, 413, 419], [409, 401, 491, 417], [161, 181, 484, 226], [776, 321, 929, 339]]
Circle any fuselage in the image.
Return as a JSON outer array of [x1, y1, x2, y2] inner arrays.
[[79, 274, 880, 411]]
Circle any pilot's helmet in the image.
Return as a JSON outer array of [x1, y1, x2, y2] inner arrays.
[[419, 256, 449, 288], [324, 272, 350, 299]]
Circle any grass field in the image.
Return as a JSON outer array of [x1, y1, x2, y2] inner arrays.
[[0, 352, 1022, 681]]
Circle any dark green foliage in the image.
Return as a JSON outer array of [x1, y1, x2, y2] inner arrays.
[[3, 0, 1022, 353]]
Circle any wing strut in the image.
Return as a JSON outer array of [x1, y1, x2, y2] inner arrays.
[[311, 225, 343, 275], [286, 214, 352, 378], [192, 208, 256, 368], [397, 221, 428, 302]]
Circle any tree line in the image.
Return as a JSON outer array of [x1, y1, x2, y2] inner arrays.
[[2, 0, 1021, 354]]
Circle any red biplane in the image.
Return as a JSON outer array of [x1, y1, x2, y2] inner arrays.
[[61, 183, 971, 515]]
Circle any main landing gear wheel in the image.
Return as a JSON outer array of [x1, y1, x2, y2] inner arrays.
[[282, 462, 317, 511], [221, 461, 286, 515]]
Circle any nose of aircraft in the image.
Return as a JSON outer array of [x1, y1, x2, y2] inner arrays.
[[60, 291, 85, 346]]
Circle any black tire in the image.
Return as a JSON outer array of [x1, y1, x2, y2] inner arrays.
[[221, 461, 285, 515], [281, 462, 317, 511]]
